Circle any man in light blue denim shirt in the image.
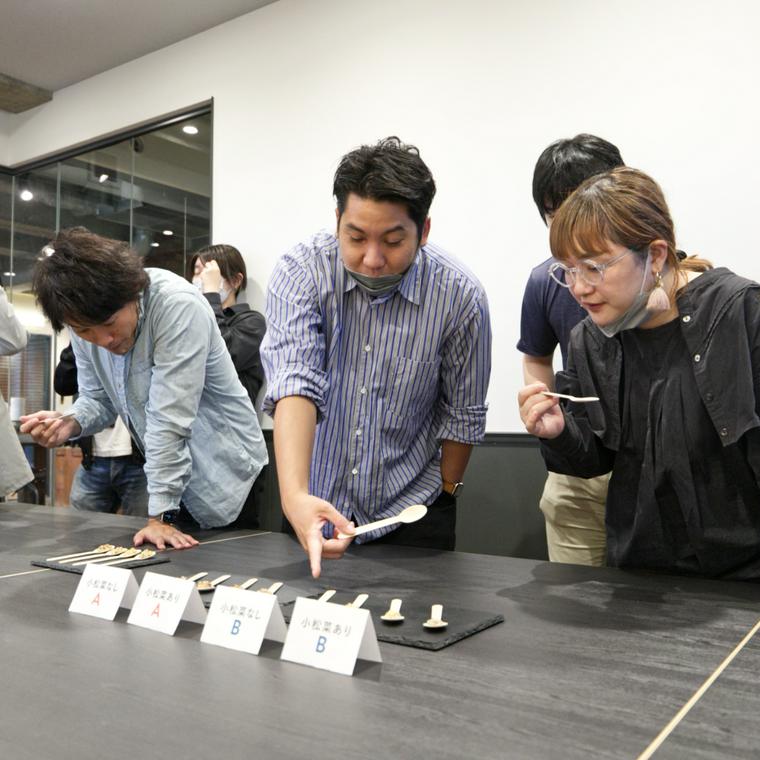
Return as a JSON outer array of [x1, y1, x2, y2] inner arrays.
[[22, 228, 267, 550]]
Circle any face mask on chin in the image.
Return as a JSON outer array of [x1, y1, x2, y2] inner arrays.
[[598, 252, 656, 338], [345, 268, 405, 296]]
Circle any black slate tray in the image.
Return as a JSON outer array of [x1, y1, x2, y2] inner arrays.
[[32, 556, 170, 574], [282, 591, 504, 651]]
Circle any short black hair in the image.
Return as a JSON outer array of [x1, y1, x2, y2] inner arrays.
[[333, 136, 436, 239], [532, 134, 624, 222], [33, 227, 149, 332]]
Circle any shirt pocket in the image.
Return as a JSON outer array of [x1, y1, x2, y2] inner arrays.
[[384, 355, 441, 420]]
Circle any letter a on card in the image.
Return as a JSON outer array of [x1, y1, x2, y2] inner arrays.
[[69, 563, 139, 621], [127, 571, 207, 635]]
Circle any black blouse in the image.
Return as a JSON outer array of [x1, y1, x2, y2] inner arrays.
[[541, 269, 760, 579], [612, 319, 760, 576]]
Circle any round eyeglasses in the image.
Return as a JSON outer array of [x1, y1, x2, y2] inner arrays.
[[548, 248, 637, 288]]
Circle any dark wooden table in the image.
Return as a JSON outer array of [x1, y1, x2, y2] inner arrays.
[[1, 503, 759, 759]]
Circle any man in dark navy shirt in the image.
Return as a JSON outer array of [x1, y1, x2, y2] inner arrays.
[[517, 134, 624, 565]]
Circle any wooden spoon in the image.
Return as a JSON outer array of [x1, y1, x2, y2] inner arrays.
[[541, 391, 599, 403], [336, 504, 428, 539]]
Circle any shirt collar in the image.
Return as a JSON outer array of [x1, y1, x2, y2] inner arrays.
[[341, 248, 422, 305]]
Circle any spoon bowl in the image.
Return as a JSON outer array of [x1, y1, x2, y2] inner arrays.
[[336, 504, 428, 539]]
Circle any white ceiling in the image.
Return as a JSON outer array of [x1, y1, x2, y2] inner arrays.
[[0, 0, 279, 92]]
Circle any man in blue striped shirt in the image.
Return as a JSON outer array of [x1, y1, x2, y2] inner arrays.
[[262, 137, 491, 577]]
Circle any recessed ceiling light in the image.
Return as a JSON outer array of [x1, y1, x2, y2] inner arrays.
[[150, 242, 159, 248], [182, 125, 199, 135], [98, 173, 109, 183], [19, 189, 33, 201], [162, 230, 173, 236]]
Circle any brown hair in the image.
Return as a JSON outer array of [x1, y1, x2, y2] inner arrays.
[[33, 227, 149, 332], [187, 244, 247, 296], [550, 167, 712, 296]]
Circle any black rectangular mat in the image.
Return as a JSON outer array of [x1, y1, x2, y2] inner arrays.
[[282, 591, 504, 651], [32, 556, 170, 574]]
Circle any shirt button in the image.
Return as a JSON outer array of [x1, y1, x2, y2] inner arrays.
[[364, 344, 371, 352], [682, 315, 691, 323], [360, 387, 367, 395], [351, 468, 358, 475], [694, 354, 701, 362], [705, 392, 714, 402], [355, 429, 362, 437], [719, 427, 728, 438]]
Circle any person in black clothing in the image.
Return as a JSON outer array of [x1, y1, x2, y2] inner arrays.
[[518, 167, 760, 580], [188, 244, 266, 407], [188, 244, 267, 528]]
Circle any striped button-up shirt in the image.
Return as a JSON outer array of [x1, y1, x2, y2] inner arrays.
[[262, 231, 491, 541]]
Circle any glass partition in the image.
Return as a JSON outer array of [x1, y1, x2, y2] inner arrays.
[[2, 108, 212, 504]]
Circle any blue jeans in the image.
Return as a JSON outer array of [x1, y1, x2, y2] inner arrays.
[[69, 456, 148, 517]]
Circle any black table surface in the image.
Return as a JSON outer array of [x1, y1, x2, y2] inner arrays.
[[1, 503, 760, 759]]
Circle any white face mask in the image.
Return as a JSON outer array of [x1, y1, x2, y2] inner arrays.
[[219, 282, 232, 303], [192, 276, 233, 303]]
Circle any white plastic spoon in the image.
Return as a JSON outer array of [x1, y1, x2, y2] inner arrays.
[[41, 410, 77, 425], [381, 598, 404, 622], [423, 603, 448, 630], [47, 544, 115, 562], [233, 577, 259, 590], [180, 572, 208, 583], [336, 504, 428, 539], [345, 593, 368, 609], [258, 581, 284, 595], [541, 391, 600, 403], [71, 547, 136, 566], [104, 549, 155, 566], [196, 574, 231, 592]]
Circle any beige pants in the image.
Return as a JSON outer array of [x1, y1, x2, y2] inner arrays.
[[539, 471, 609, 566]]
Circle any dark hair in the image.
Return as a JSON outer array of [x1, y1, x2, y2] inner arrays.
[[550, 167, 713, 298], [333, 136, 436, 239], [532, 134, 624, 222], [187, 244, 247, 296], [33, 227, 149, 332]]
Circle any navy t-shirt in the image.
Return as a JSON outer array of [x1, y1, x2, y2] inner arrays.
[[517, 257, 587, 368]]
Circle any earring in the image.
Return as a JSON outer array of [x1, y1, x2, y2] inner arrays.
[[646, 271, 670, 312]]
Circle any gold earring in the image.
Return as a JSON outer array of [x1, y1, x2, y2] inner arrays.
[[646, 271, 670, 312]]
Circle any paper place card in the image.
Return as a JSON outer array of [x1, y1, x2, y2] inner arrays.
[[281, 597, 382, 676], [127, 571, 207, 635], [200, 585, 287, 655], [69, 563, 139, 621]]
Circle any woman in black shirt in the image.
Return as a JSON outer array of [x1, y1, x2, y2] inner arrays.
[[188, 244, 266, 407], [519, 167, 760, 579], [188, 244, 267, 529]]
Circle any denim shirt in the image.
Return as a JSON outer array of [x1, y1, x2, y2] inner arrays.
[[69, 268, 268, 527]]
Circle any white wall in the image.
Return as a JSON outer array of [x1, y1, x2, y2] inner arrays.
[[4, 0, 760, 431]]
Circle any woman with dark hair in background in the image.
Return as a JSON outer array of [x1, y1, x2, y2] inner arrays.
[[519, 167, 760, 579], [188, 244, 266, 407]]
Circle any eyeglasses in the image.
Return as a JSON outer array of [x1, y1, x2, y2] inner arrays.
[[548, 248, 638, 288]]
